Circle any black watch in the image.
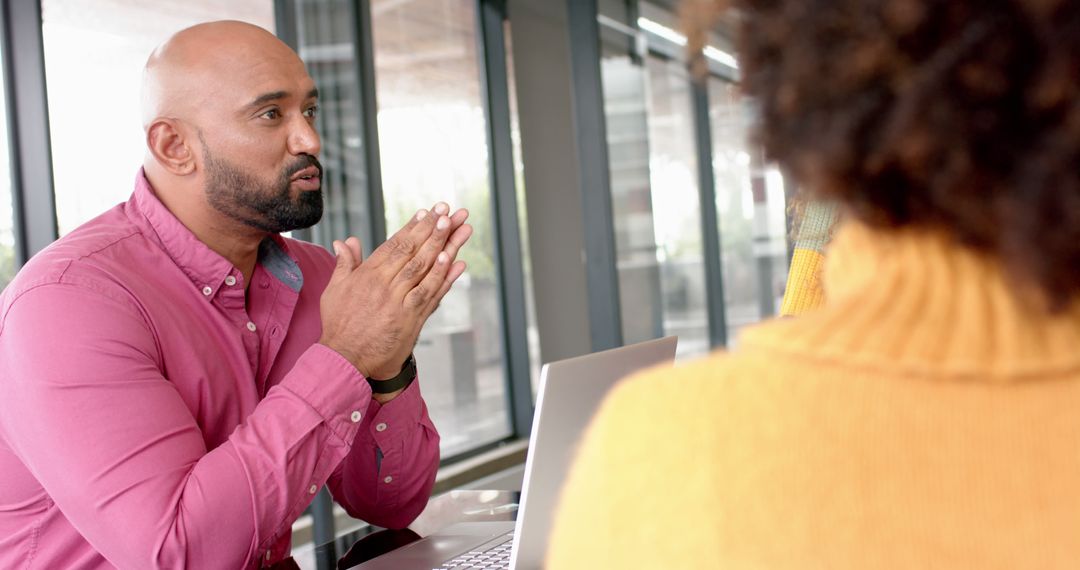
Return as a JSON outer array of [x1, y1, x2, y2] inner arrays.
[[366, 354, 416, 394]]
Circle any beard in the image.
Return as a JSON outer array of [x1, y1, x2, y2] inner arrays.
[[202, 144, 324, 234]]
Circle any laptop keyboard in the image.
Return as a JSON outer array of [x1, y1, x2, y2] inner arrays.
[[433, 532, 514, 570]]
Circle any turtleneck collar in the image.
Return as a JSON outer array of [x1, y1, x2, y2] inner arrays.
[[742, 222, 1080, 382]]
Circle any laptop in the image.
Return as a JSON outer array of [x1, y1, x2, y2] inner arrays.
[[353, 336, 678, 570]]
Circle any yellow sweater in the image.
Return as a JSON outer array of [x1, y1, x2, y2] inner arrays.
[[548, 222, 1080, 569], [779, 200, 837, 316]]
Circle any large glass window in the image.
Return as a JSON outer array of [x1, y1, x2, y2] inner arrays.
[[42, 0, 275, 235], [0, 39, 15, 290], [600, 6, 710, 358], [503, 24, 542, 395], [291, 0, 376, 249], [600, 2, 790, 351], [709, 78, 789, 342], [600, 42, 665, 350], [643, 55, 709, 357], [371, 0, 512, 457]]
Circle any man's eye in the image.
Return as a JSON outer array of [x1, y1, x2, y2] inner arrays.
[[260, 109, 281, 120], [303, 105, 319, 119]]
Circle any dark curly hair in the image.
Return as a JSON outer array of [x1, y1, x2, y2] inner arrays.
[[682, 0, 1080, 311]]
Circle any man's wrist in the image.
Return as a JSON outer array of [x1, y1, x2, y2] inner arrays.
[[367, 354, 416, 394]]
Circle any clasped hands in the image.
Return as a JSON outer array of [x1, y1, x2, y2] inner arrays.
[[318, 201, 472, 389]]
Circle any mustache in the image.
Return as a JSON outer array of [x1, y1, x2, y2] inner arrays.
[[284, 154, 323, 180]]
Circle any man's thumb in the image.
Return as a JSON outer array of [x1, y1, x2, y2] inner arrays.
[[333, 240, 355, 273]]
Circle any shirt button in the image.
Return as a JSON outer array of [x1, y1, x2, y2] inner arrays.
[[246, 321, 257, 332], [201, 286, 212, 296], [308, 485, 318, 494], [225, 275, 237, 286], [260, 279, 270, 289], [350, 411, 362, 423], [375, 422, 388, 432], [265, 551, 272, 562], [383, 476, 393, 484]]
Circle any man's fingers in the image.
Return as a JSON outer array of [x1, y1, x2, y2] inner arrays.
[[423, 260, 467, 318], [449, 208, 469, 228], [395, 214, 454, 288], [443, 223, 473, 257], [331, 239, 358, 275], [345, 236, 363, 265], [404, 250, 452, 309], [407, 222, 468, 297], [368, 209, 436, 270]]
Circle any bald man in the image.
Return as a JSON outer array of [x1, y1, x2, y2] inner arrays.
[[0, 21, 471, 569]]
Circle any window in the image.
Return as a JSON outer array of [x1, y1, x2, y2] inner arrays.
[[0, 37, 14, 290], [599, 7, 711, 358], [42, 0, 275, 235], [709, 78, 790, 342], [599, 43, 664, 349], [643, 55, 709, 357], [371, 0, 512, 457], [503, 24, 542, 395], [291, 0, 377, 250]]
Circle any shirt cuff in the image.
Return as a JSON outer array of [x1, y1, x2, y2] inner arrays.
[[367, 372, 428, 442], [278, 343, 372, 444]]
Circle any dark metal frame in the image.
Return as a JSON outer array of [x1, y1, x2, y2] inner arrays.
[[567, 0, 624, 352], [476, 0, 534, 437], [353, 0, 386, 252], [691, 77, 728, 348], [2, 0, 58, 263]]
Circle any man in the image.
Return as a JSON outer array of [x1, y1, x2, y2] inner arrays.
[[0, 21, 471, 568]]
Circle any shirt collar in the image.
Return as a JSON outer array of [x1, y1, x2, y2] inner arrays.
[[126, 168, 300, 298]]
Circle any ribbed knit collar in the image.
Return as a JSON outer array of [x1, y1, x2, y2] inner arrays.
[[742, 222, 1080, 381]]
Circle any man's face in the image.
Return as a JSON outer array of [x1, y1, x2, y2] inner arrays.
[[194, 47, 324, 233], [202, 135, 323, 233]]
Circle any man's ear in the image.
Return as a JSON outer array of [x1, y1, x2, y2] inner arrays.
[[146, 118, 196, 175]]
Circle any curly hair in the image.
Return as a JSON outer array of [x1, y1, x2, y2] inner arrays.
[[682, 0, 1080, 311]]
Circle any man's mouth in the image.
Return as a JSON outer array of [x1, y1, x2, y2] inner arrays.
[[291, 165, 321, 191], [291, 165, 321, 182]]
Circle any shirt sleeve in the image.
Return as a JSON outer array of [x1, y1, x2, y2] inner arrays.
[[325, 371, 440, 529], [0, 281, 369, 569]]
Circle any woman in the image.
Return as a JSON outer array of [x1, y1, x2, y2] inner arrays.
[[548, 0, 1080, 567]]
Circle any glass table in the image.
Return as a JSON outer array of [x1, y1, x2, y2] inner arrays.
[[295, 490, 520, 570]]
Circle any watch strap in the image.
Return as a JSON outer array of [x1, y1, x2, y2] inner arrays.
[[366, 354, 416, 394]]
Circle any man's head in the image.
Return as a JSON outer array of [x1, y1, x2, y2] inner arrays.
[[141, 20, 323, 234]]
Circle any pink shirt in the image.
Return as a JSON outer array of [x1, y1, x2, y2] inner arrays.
[[0, 171, 440, 569]]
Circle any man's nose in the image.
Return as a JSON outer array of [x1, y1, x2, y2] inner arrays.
[[288, 115, 321, 157]]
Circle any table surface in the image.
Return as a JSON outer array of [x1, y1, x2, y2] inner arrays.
[[303, 490, 520, 570]]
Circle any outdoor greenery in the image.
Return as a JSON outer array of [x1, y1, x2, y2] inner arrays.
[[0, 242, 15, 289]]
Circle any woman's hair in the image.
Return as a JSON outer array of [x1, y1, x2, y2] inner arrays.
[[682, 0, 1080, 310]]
